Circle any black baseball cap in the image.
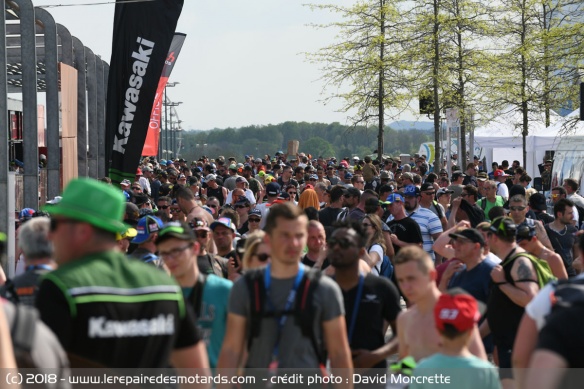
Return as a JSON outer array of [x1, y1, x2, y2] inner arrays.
[[448, 228, 485, 247]]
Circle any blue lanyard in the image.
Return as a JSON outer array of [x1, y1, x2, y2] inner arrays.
[[264, 264, 305, 360], [26, 264, 53, 272], [348, 273, 365, 345]]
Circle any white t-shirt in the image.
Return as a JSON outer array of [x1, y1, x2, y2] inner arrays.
[[525, 273, 584, 330], [226, 188, 257, 205], [485, 252, 502, 264], [496, 182, 509, 201], [368, 244, 384, 276]]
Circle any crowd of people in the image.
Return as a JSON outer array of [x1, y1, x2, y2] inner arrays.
[[1, 151, 584, 389]]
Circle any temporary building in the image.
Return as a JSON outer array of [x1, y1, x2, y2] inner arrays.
[[472, 106, 561, 180]]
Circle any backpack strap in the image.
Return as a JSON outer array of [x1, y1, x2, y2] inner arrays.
[[1, 278, 20, 305], [294, 269, 326, 365], [433, 200, 444, 219], [246, 268, 267, 351], [189, 273, 208, 318]]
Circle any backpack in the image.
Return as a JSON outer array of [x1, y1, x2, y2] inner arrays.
[[432, 200, 444, 219], [574, 203, 584, 229], [548, 277, 584, 317], [376, 255, 394, 279], [9, 303, 38, 368], [245, 267, 326, 366], [501, 252, 556, 289]]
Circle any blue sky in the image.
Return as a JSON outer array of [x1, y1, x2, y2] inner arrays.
[[34, 0, 375, 130]]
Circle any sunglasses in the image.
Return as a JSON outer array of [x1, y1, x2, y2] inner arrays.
[[248, 218, 261, 223], [196, 231, 208, 238], [509, 206, 526, 211], [288, 191, 297, 195], [208, 204, 218, 208], [132, 187, 142, 190], [235, 205, 249, 209], [327, 237, 356, 249], [255, 253, 270, 262], [171, 208, 182, 213], [158, 205, 169, 209], [49, 218, 78, 232]]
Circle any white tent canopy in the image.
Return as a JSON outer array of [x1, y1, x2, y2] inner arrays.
[[473, 106, 561, 179]]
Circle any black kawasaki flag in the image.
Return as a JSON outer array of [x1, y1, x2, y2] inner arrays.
[[106, 0, 184, 184]]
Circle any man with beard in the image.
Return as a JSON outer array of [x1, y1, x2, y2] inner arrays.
[[329, 220, 401, 375], [402, 185, 443, 263], [544, 198, 578, 277]]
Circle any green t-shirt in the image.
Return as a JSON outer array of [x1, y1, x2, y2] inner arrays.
[[410, 353, 501, 389], [477, 196, 505, 221]]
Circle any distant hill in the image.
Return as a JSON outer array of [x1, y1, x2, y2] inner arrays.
[[387, 120, 434, 131]]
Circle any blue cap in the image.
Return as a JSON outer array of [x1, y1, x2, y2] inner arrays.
[[132, 215, 163, 244], [345, 172, 353, 179], [403, 185, 419, 197], [386, 193, 405, 203]]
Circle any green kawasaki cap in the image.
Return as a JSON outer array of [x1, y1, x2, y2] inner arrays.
[[44, 178, 126, 234]]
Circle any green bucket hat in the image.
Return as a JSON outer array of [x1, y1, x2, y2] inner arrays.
[[43, 178, 126, 234]]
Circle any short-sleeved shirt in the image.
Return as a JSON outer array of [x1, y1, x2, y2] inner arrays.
[[36, 250, 200, 368], [341, 274, 401, 369], [408, 207, 443, 260], [477, 196, 505, 221], [228, 266, 344, 368], [411, 354, 501, 389], [183, 274, 232, 369], [386, 216, 423, 256]]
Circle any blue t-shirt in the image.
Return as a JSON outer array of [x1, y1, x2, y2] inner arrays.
[[448, 258, 498, 304], [411, 353, 501, 389], [182, 274, 232, 369]]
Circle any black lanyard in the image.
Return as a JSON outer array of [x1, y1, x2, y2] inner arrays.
[[348, 273, 365, 345]]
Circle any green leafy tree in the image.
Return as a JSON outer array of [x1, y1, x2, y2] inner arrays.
[[306, 0, 410, 162]]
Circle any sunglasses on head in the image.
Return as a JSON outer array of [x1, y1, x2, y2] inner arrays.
[[255, 253, 270, 262]]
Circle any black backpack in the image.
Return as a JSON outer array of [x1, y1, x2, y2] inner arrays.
[[549, 277, 584, 316], [245, 268, 326, 366]]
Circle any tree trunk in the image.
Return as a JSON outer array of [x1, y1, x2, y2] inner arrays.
[[433, 0, 441, 173], [378, 0, 386, 162]]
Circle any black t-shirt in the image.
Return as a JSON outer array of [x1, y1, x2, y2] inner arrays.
[[538, 305, 584, 367], [341, 274, 401, 369], [386, 216, 423, 255], [318, 207, 343, 227], [206, 185, 225, 205], [486, 250, 525, 348], [545, 224, 578, 277], [534, 211, 555, 225], [0, 267, 51, 308], [301, 254, 330, 270]]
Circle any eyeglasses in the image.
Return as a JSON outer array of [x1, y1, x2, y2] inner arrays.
[[327, 237, 357, 249], [248, 218, 261, 223], [50, 218, 79, 232], [509, 206, 526, 211], [196, 231, 208, 238], [159, 245, 191, 259], [551, 194, 560, 198], [255, 253, 270, 262], [158, 205, 169, 209]]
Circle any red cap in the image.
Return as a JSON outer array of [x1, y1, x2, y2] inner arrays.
[[136, 168, 143, 176], [493, 169, 509, 178], [434, 294, 480, 332]]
